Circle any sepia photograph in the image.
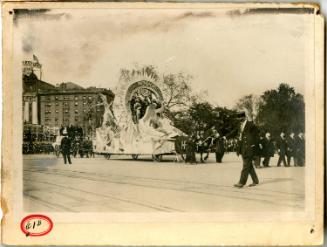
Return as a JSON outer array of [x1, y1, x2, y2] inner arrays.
[[1, 2, 324, 246]]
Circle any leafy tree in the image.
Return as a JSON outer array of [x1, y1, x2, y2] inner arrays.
[[257, 83, 304, 137], [213, 106, 240, 138], [172, 102, 241, 138]]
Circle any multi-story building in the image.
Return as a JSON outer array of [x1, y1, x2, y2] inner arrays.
[[38, 87, 114, 136], [22, 57, 114, 138]]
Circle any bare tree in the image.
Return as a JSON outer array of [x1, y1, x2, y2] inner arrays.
[[162, 72, 193, 112], [235, 94, 261, 123], [119, 64, 195, 113]]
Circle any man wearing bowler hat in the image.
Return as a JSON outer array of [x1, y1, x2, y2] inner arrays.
[[234, 109, 260, 188]]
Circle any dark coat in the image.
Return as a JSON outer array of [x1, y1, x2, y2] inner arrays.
[[276, 137, 287, 156], [237, 121, 260, 159], [61, 136, 72, 154], [295, 137, 305, 158], [287, 137, 296, 156], [213, 137, 225, 154], [185, 136, 196, 163], [262, 138, 275, 157]]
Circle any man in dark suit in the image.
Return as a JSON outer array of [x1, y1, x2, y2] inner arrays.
[[286, 132, 296, 166], [234, 110, 260, 188], [61, 130, 72, 165], [262, 132, 275, 167], [276, 132, 289, 167], [185, 134, 197, 164], [212, 131, 225, 163], [295, 132, 305, 166]]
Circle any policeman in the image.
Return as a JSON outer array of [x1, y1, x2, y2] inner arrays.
[[61, 130, 72, 165]]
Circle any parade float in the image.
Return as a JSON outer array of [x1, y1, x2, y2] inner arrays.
[[94, 70, 185, 161]]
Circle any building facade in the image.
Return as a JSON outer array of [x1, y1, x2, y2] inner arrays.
[[22, 58, 114, 138], [38, 89, 114, 137]]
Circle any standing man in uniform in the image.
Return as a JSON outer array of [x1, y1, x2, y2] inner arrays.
[[61, 130, 72, 165], [234, 110, 260, 188]]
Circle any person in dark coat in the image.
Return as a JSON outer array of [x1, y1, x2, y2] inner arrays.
[[276, 132, 289, 167], [185, 134, 197, 164], [286, 132, 296, 166], [234, 110, 260, 188], [254, 134, 264, 168], [261, 132, 275, 167], [212, 131, 225, 163], [61, 130, 72, 165], [295, 132, 305, 166], [83, 138, 90, 158]]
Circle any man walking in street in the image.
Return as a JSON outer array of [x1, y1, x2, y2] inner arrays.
[[61, 130, 72, 165], [234, 110, 260, 188], [262, 132, 275, 167], [276, 132, 289, 167]]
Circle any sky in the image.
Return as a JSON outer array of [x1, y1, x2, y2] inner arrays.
[[14, 7, 313, 107]]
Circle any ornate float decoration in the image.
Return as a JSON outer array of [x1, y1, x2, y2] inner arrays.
[[94, 69, 184, 158]]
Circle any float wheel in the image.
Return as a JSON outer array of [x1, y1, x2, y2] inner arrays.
[[152, 154, 163, 162], [131, 154, 139, 160]]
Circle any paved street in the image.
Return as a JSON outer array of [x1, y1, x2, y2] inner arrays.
[[23, 153, 304, 212]]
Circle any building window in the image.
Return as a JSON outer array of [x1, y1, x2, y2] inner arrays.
[[55, 96, 59, 100], [83, 102, 87, 105], [55, 110, 59, 113], [83, 109, 87, 113], [83, 96, 86, 100], [64, 110, 69, 113], [74, 96, 79, 100], [64, 102, 68, 106], [75, 110, 79, 114], [75, 102, 78, 106], [75, 117, 79, 122], [55, 102, 59, 106], [64, 96, 69, 100]]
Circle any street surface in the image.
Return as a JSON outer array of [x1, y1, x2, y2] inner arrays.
[[24, 153, 304, 212]]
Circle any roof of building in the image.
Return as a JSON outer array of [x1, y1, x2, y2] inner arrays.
[[38, 88, 114, 97]]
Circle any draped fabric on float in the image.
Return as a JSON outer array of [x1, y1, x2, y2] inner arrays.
[[94, 79, 184, 155]]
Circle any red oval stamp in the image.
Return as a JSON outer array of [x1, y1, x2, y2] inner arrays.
[[20, 214, 53, 237]]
